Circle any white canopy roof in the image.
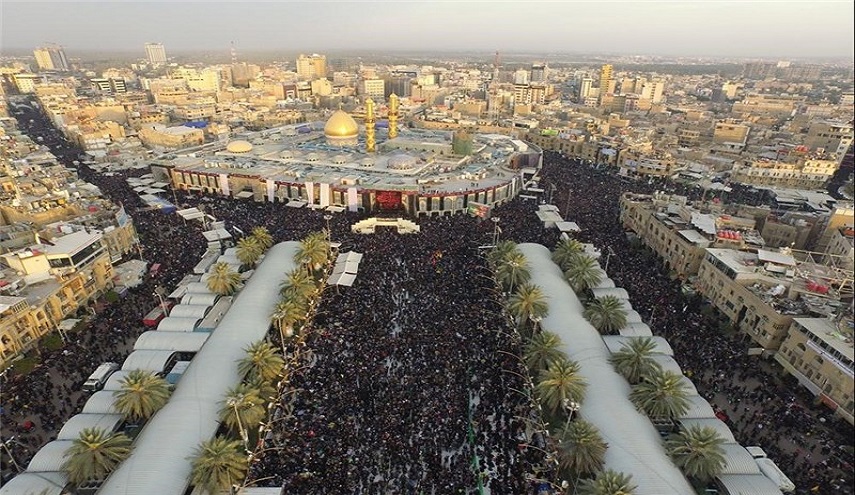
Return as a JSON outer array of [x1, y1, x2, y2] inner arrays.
[[555, 221, 581, 232], [591, 287, 630, 300], [677, 395, 717, 419], [593, 277, 616, 289], [156, 317, 201, 332], [716, 474, 784, 495], [180, 293, 219, 307], [602, 336, 674, 356], [99, 242, 299, 495], [168, 304, 211, 319], [183, 282, 212, 295], [328, 272, 357, 287], [677, 418, 737, 443], [648, 354, 684, 375], [518, 243, 693, 495], [678, 375, 699, 396], [25, 440, 74, 472], [121, 350, 177, 373], [624, 309, 643, 324], [102, 370, 131, 391], [57, 413, 124, 440], [133, 331, 210, 352], [0, 472, 67, 495], [336, 251, 363, 264], [720, 443, 763, 475], [619, 322, 653, 337], [82, 390, 120, 415]]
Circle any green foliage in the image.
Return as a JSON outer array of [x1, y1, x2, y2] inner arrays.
[[61, 427, 132, 486], [666, 425, 727, 482], [578, 469, 637, 495], [42, 332, 65, 351], [535, 357, 587, 415], [583, 296, 628, 335], [609, 337, 663, 385], [189, 436, 248, 495], [556, 419, 608, 478], [112, 369, 171, 422], [630, 369, 691, 420]]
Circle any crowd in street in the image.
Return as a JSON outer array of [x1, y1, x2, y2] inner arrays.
[[537, 151, 854, 494], [3, 98, 852, 494]]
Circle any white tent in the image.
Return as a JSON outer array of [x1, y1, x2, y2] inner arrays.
[[25, 440, 74, 471], [719, 443, 763, 475], [122, 350, 177, 373], [57, 413, 124, 440], [102, 370, 131, 391], [168, 304, 211, 319], [181, 293, 220, 307], [133, 331, 210, 352], [716, 474, 784, 495], [157, 317, 201, 332], [649, 354, 684, 375], [677, 395, 717, 419], [82, 390, 120, 414], [0, 472, 68, 495]]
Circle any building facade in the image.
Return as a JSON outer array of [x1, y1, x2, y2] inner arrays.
[[144, 43, 168, 65]]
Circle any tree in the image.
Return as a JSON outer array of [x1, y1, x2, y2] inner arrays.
[[523, 330, 564, 373], [488, 240, 520, 269], [238, 340, 285, 382], [206, 262, 241, 296], [552, 238, 585, 271], [583, 296, 627, 335], [270, 297, 306, 340], [578, 470, 637, 495], [189, 436, 248, 495], [556, 419, 608, 478], [666, 425, 727, 483], [112, 369, 171, 423], [507, 283, 549, 333], [565, 254, 603, 294], [294, 232, 329, 273], [251, 226, 273, 250], [279, 269, 316, 303], [236, 236, 263, 268], [61, 427, 131, 486], [495, 252, 531, 293], [535, 358, 587, 415], [630, 369, 691, 420], [609, 337, 663, 385], [219, 383, 266, 437]]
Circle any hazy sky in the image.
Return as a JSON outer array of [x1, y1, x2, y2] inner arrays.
[[1, 1, 853, 59]]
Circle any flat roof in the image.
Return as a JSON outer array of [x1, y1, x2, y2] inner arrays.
[[43, 231, 101, 257], [793, 318, 854, 362]]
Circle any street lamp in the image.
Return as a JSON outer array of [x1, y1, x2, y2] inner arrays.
[[154, 286, 168, 315], [227, 395, 253, 453], [491, 216, 501, 246], [1, 436, 22, 473], [323, 214, 332, 243], [563, 398, 580, 422], [604, 246, 616, 274]]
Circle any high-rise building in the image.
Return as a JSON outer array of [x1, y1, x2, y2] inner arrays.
[[530, 63, 547, 83], [578, 77, 593, 101], [296, 54, 327, 80], [359, 78, 385, 100], [33, 44, 70, 71], [599, 64, 613, 102], [513, 69, 530, 85], [144, 43, 168, 65], [641, 80, 665, 103]]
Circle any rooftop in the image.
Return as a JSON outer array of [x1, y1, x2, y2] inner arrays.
[[794, 317, 854, 362]]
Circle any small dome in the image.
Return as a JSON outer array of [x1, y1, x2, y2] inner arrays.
[[226, 140, 253, 153], [324, 110, 359, 140]]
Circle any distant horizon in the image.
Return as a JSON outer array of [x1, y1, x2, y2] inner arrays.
[[2, 1, 853, 60]]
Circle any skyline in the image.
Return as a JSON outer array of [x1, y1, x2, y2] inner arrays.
[[1, 1, 854, 60]]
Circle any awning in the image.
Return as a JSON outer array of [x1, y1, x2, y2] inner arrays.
[[0, 472, 68, 495], [287, 200, 307, 208], [25, 440, 74, 471], [556, 221, 581, 233], [236, 191, 255, 199], [57, 413, 124, 440]]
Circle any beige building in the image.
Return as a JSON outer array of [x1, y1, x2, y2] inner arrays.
[[804, 121, 853, 158], [775, 318, 854, 424], [730, 159, 838, 190], [696, 248, 843, 352], [0, 232, 115, 364], [713, 121, 750, 146], [139, 124, 205, 149], [296, 54, 327, 80], [359, 78, 385, 100]]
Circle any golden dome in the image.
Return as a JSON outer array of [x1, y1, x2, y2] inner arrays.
[[324, 110, 359, 139], [226, 140, 253, 153]]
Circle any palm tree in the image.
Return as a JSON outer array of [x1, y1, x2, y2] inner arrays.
[[246, 376, 278, 406], [666, 425, 727, 483], [251, 226, 273, 250], [238, 340, 285, 382], [189, 436, 248, 495], [112, 369, 171, 423], [488, 240, 520, 269], [507, 283, 548, 333], [219, 383, 266, 437], [236, 236, 263, 268], [206, 262, 241, 296], [583, 296, 627, 335], [630, 369, 691, 420], [495, 252, 531, 293], [535, 357, 587, 415], [565, 254, 603, 293], [523, 330, 564, 373], [270, 297, 306, 340], [294, 232, 329, 273], [279, 269, 316, 302], [578, 470, 637, 495], [61, 427, 132, 486], [609, 337, 663, 385], [552, 238, 585, 271], [556, 419, 608, 478]]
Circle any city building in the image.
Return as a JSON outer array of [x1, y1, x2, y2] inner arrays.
[[599, 64, 613, 103], [358, 78, 385, 100], [530, 63, 547, 83], [804, 121, 854, 158], [775, 317, 854, 424], [578, 77, 593, 102], [730, 158, 839, 190], [296, 53, 327, 80], [144, 42, 168, 65], [33, 44, 70, 72], [0, 231, 115, 364], [696, 248, 849, 352], [138, 124, 205, 150]]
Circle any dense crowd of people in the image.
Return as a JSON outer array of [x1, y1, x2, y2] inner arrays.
[[2, 99, 852, 494]]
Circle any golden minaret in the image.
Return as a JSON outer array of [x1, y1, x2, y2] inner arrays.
[[364, 98, 376, 153], [388, 93, 399, 139]]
